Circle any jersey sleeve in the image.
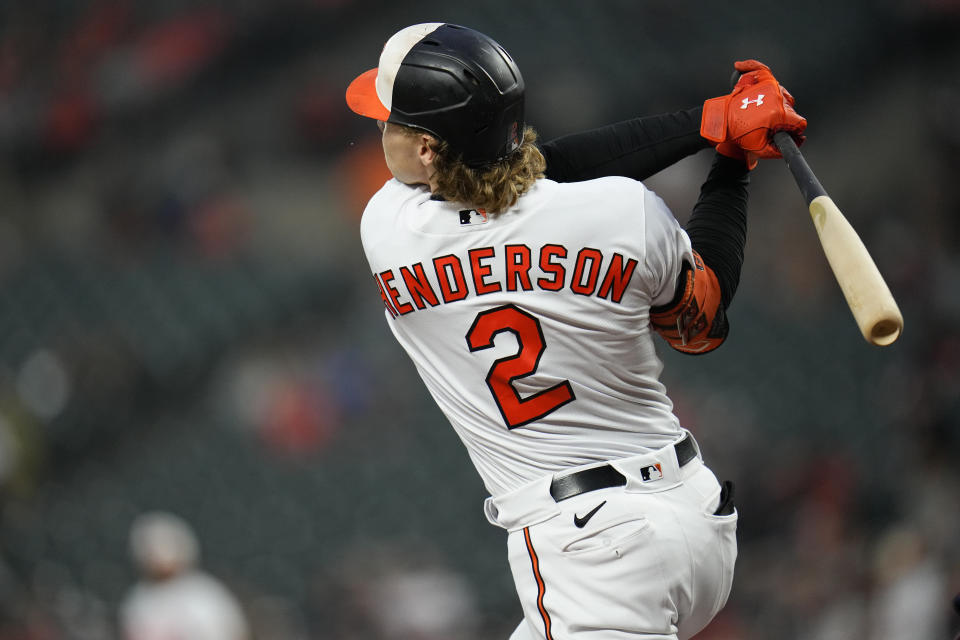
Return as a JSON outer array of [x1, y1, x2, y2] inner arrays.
[[640, 186, 695, 308]]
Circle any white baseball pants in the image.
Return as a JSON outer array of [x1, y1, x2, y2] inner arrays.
[[484, 436, 738, 640]]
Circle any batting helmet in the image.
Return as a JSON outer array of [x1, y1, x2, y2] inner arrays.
[[346, 23, 525, 167]]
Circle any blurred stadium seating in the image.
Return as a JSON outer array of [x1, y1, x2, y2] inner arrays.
[[0, 1, 958, 639]]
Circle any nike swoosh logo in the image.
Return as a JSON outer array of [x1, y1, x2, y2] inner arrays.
[[573, 501, 606, 528]]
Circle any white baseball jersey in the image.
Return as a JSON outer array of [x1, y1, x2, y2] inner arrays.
[[120, 571, 249, 640], [361, 176, 694, 498]]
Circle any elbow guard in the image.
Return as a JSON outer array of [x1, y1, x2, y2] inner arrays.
[[649, 252, 729, 354]]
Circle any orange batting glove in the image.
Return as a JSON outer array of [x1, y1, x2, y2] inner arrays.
[[700, 60, 807, 169]]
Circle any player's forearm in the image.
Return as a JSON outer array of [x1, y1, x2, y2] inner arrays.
[[540, 107, 711, 183], [685, 153, 750, 310]]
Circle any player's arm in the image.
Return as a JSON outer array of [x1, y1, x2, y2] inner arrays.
[[650, 60, 807, 355], [541, 60, 805, 185], [539, 107, 710, 183], [649, 153, 748, 354], [686, 59, 806, 312]]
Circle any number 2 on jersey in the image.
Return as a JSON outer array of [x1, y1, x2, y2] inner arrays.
[[466, 304, 575, 429]]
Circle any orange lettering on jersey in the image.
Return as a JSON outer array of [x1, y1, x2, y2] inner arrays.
[[537, 244, 566, 291], [433, 254, 469, 303], [597, 252, 638, 303], [380, 269, 414, 315], [373, 273, 398, 318], [400, 263, 440, 310], [570, 248, 603, 296], [469, 247, 502, 296], [379, 244, 640, 318], [505, 244, 533, 291]]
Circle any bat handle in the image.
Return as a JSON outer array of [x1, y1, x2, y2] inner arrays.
[[773, 131, 825, 205]]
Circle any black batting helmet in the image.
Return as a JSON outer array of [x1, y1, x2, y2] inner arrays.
[[346, 23, 525, 167]]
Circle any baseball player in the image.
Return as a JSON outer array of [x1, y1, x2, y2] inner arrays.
[[119, 512, 250, 640], [345, 23, 805, 640]]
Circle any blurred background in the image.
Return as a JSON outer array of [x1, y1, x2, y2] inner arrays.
[[0, 1, 958, 639]]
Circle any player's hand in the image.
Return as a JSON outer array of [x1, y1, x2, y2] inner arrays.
[[700, 59, 807, 169]]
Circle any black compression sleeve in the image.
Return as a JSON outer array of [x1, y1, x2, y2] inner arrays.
[[540, 107, 711, 183], [685, 153, 750, 309]]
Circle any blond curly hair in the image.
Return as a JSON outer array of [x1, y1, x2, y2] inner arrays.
[[395, 124, 545, 214]]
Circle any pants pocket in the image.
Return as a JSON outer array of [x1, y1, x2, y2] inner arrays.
[[712, 480, 735, 516], [708, 503, 739, 614], [560, 516, 651, 555]]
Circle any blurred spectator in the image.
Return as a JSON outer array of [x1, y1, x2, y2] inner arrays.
[[119, 511, 249, 640], [866, 524, 950, 640], [367, 565, 480, 640], [0, 2, 957, 639], [320, 540, 482, 640]]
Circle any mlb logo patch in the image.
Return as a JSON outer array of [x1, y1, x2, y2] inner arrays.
[[640, 463, 663, 482], [459, 209, 489, 225]]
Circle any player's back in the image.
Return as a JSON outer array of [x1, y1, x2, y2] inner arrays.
[[361, 176, 692, 496]]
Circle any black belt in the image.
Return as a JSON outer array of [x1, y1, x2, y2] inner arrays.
[[549, 435, 697, 502]]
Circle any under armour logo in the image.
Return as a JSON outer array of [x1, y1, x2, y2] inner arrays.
[[740, 94, 765, 109]]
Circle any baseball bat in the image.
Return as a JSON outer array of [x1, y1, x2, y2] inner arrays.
[[773, 131, 903, 346]]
